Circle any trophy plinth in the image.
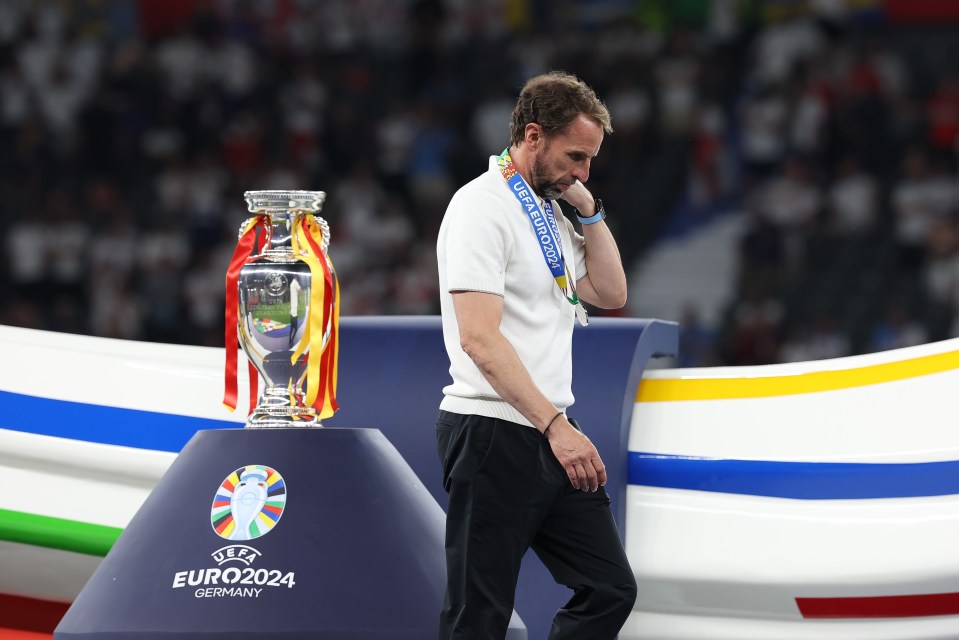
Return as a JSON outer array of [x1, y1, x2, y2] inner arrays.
[[231, 190, 338, 428]]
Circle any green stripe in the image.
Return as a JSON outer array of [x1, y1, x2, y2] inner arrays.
[[0, 509, 123, 557]]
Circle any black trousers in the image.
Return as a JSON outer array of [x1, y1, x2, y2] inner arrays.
[[436, 410, 637, 640]]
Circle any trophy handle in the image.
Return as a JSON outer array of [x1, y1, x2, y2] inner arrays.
[[237, 217, 258, 240], [314, 215, 331, 254]]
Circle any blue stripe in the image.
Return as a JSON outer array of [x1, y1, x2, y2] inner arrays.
[[628, 452, 959, 499], [1, 390, 238, 452], [260, 509, 280, 522]]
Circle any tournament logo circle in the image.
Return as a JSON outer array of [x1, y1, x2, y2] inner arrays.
[[211, 465, 287, 540], [265, 272, 288, 297]]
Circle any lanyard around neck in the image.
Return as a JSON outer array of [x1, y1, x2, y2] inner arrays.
[[496, 149, 581, 307]]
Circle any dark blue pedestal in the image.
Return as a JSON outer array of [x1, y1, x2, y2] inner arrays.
[[54, 428, 526, 639], [329, 317, 677, 640]]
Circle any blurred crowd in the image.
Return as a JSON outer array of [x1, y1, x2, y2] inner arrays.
[[710, 9, 959, 366], [3, 0, 959, 367], [0, 0, 710, 347]]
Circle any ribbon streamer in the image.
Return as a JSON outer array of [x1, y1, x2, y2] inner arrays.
[[292, 214, 340, 418], [223, 216, 267, 412], [224, 212, 338, 420]]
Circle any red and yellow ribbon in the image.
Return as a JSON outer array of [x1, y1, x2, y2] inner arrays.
[[224, 212, 339, 419], [223, 216, 268, 413], [292, 214, 340, 418]]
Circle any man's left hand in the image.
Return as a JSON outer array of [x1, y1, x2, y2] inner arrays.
[[560, 181, 594, 214]]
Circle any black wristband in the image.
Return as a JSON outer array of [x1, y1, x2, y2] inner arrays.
[[542, 411, 563, 436]]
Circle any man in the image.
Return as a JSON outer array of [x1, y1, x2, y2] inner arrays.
[[435, 71, 636, 639]]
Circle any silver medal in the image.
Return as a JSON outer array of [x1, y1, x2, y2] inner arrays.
[[575, 302, 589, 327]]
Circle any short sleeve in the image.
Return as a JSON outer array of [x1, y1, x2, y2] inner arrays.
[[443, 192, 512, 296]]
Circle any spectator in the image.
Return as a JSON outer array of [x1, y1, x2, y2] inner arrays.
[[279, 63, 328, 169], [726, 282, 783, 366], [654, 31, 700, 136], [407, 104, 457, 229], [789, 66, 831, 156], [752, 17, 825, 86], [869, 305, 928, 352], [138, 220, 190, 342], [891, 148, 953, 271], [738, 208, 786, 291], [5, 215, 48, 305], [751, 156, 821, 276], [923, 219, 959, 312], [389, 244, 439, 315], [470, 79, 514, 154], [778, 316, 850, 363], [90, 277, 143, 340], [688, 102, 731, 208], [183, 249, 226, 346], [926, 74, 959, 155], [677, 305, 719, 368], [826, 156, 878, 235], [739, 83, 789, 185], [46, 189, 90, 305]]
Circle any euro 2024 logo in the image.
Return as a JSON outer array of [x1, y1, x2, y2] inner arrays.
[[172, 465, 294, 598], [211, 465, 286, 540]]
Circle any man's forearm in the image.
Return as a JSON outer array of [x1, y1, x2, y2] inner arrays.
[[582, 221, 627, 308], [462, 330, 562, 433]]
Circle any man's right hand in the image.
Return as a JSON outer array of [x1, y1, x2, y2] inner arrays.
[[545, 417, 607, 492]]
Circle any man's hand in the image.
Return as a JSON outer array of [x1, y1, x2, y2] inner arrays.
[[560, 181, 594, 214], [546, 416, 606, 491]]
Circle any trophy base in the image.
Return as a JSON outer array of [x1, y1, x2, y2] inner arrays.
[[246, 407, 323, 429], [54, 428, 529, 639]]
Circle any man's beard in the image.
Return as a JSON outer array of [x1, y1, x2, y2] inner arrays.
[[530, 153, 563, 200], [540, 184, 563, 200]]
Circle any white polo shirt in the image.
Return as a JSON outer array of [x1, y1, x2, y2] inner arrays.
[[436, 156, 588, 428]]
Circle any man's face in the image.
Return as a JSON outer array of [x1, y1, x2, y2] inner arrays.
[[528, 114, 604, 199]]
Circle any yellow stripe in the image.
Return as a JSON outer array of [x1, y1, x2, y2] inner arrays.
[[257, 512, 275, 530], [637, 349, 959, 402]]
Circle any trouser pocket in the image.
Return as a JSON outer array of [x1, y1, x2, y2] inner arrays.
[[436, 411, 496, 492]]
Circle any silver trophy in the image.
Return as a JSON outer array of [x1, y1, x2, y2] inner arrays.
[[233, 190, 337, 428]]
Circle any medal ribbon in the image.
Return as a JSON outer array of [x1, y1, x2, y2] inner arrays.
[[223, 215, 267, 413], [496, 150, 580, 306]]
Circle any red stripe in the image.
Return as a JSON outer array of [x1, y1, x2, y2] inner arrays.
[[0, 629, 54, 640], [0, 593, 70, 634], [223, 217, 264, 411], [215, 517, 233, 535], [797, 592, 959, 618], [301, 219, 332, 412], [323, 267, 339, 414], [884, 0, 959, 23]]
